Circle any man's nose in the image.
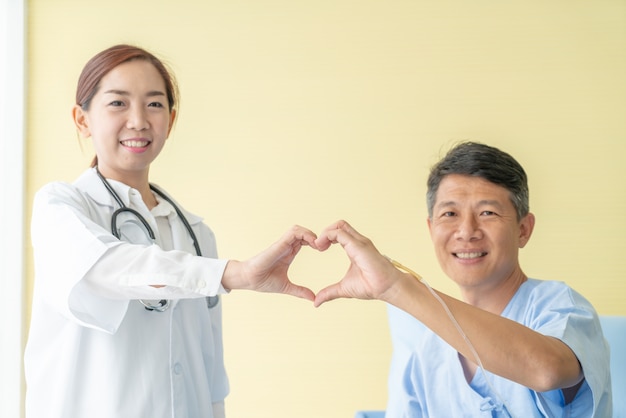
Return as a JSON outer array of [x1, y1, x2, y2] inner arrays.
[[455, 216, 482, 241]]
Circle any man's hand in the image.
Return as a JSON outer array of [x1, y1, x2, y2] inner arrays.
[[313, 220, 408, 307]]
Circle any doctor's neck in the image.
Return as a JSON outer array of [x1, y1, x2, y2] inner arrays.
[[96, 165, 158, 210]]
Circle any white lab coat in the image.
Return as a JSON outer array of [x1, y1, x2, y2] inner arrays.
[[25, 168, 230, 418]]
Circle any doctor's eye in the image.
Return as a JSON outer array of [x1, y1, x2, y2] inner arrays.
[[108, 100, 125, 107], [148, 101, 166, 108]]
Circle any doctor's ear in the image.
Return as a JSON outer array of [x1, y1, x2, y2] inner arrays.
[[166, 109, 177, 138], [72, 105, 91, 138]]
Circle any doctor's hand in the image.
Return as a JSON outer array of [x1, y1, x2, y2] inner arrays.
[[313, 220, 409, 307], [221, 225, 318, 301]]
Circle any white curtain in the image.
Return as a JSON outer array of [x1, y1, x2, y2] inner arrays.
[[0, 0, 26, 417]]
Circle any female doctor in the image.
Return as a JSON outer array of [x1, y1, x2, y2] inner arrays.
[[24, 44, 318, 418]]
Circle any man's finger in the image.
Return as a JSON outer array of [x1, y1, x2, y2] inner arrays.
[[313, 282, 344, 307]]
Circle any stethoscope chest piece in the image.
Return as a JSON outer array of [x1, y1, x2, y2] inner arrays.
[[206, 296, 220, 309], [140, 299, 170, 312]]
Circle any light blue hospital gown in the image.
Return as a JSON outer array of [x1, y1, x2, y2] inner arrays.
[[385, 279, 612, 418]]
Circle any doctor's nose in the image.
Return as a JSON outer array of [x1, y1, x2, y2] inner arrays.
[[126, 107, 150, 131]]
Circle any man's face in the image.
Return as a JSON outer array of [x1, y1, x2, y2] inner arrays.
[[427, 174, 534, 292]]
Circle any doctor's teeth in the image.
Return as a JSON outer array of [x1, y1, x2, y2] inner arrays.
[[122, 140, 149, 147]]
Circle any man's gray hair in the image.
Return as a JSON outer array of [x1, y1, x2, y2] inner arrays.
[[426, 142, 529, 220]]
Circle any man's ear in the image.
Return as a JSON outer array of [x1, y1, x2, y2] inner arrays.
[[518, 212, 535, 248], [72, 105, 91, 138]]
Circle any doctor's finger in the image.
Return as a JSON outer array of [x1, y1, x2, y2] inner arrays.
[[282, 282, 316, 302], [281, 225, 319, 250]]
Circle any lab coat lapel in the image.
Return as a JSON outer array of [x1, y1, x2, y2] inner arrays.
[[75, 168, 133, 208]]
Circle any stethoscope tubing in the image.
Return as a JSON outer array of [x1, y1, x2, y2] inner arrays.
[[95, 167, 217, 312], [150, 185, 202, 257], [95, 167, 200, 255]]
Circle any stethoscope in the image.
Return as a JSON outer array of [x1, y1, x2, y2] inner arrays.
[[95, 167, 219, 312]]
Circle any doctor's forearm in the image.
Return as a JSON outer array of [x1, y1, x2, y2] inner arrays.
[[82, 244, 228, 299]]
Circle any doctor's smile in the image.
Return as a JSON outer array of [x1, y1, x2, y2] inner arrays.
[[120, 138, 152, 152]]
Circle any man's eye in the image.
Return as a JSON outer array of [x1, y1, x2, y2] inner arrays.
[[481, 211, 495, 216], [442, 211, 456, 217]]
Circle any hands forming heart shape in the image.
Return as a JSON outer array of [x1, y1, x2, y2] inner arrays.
[[222, 220, 411, 308]]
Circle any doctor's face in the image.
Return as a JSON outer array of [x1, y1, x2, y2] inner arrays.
[[73, 59, 176, 180], [427, 174, 534, 294]]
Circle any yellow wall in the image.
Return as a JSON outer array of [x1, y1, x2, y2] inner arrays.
[[26, 1, 626, 417]]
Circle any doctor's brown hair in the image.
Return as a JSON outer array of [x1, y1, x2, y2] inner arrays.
[[75, 44, 179, 167]]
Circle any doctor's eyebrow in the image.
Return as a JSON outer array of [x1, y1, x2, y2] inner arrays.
[[103, 89, 166, 98]]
